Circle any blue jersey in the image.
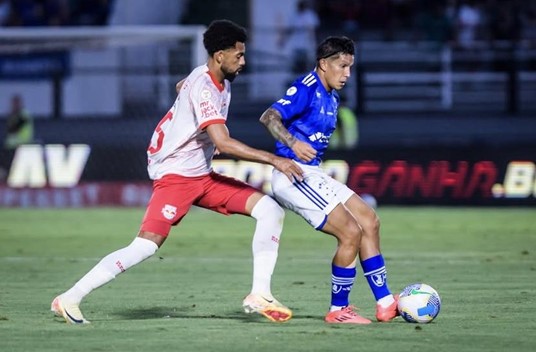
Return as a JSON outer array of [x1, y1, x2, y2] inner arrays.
[[270, 71, 339, 166]]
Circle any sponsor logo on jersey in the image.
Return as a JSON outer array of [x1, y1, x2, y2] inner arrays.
[[161, 204, 177, 220], [200, 101, 218, 118], [277, 98, 291, 106], [308, 132, 330, 144]]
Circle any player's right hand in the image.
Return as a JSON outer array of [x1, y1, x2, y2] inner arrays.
[[291, 140, 317, 163], [273, 157, 304, 182]]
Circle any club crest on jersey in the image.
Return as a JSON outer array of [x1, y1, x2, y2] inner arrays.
[[286, 86, 297, 96], [201, 89, 212, 101], [161, 204, 177, 220]]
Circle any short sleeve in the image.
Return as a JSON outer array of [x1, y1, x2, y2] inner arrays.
[[271, 84, 311, 121], [191, 77, 226, 130]]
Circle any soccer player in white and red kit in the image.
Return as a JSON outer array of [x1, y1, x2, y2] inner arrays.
[[51, 20, 303, 324]]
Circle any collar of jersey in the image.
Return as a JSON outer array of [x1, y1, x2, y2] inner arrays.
[[311, 70, 333, 97], [207, 68, 225, 92]]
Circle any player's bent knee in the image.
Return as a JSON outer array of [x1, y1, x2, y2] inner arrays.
[[267, 198, 285, 221], [362, 214, 380, 238], [252, 195, 285, 222], [350, 225, 363, 244], [332, 220, 362, 246], [370, 214, 380, 233]]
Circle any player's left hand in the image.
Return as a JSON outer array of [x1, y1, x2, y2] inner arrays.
[[291, 140, 317, 163], [273, 157, 304, 182]]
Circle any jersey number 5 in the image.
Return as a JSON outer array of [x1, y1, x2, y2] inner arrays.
[[147, 111, 173, 155]]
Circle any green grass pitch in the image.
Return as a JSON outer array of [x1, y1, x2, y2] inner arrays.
[[0, 206, 535, 352]]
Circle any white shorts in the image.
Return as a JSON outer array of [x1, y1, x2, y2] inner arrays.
[[271, 162, 354, 230]]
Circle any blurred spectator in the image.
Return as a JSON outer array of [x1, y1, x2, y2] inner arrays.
[[329, 95, 358, 151], [455, 0, 484, 49], [312, 0, 536, 43], [278, 0, 320, 74], [4, 94, 34, 149], [1, 0, 114, 27]]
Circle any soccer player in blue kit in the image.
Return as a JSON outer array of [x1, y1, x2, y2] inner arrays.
[[260, 36, 398, 324]]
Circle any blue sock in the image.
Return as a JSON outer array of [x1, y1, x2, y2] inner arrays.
[[331, 264, 356, 307], [361, 255, 391, 301]]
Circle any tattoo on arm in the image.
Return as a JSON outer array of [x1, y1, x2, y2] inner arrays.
[[260, 108, 297, 147]]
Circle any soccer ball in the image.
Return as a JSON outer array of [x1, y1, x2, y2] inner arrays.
[[397, 283, 441, 323]]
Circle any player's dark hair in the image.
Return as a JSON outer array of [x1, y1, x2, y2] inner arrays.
[[316, 36, 355, 62], [203, 19, 248, 56]]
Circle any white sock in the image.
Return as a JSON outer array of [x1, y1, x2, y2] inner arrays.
[[249, 196, 284, 295], [62, 237, 158, 304], [378, 294, 395, 308]]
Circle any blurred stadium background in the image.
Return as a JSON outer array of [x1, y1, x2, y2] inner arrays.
[[1, 0, 536, 207]]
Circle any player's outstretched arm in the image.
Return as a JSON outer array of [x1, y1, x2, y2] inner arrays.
[[206, 123, 303, 181], [259, 108, 317, 162]]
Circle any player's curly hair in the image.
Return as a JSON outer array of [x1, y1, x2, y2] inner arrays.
[[316, 36, 355, 62], [203, 19, 248, 56]]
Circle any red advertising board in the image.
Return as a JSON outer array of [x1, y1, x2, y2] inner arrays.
[[1, 144, 535, 207]]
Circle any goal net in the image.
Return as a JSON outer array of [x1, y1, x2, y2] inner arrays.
[[0, 25, 316, 208], [0, 25, 206, 119], [0, 26, 211, 207]]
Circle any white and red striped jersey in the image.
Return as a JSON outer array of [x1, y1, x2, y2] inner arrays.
[[147, 64, 231, 179]]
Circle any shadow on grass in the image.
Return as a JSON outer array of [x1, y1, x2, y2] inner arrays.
[[113, 306, 324, 322], [114, 306, 253, 321]]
